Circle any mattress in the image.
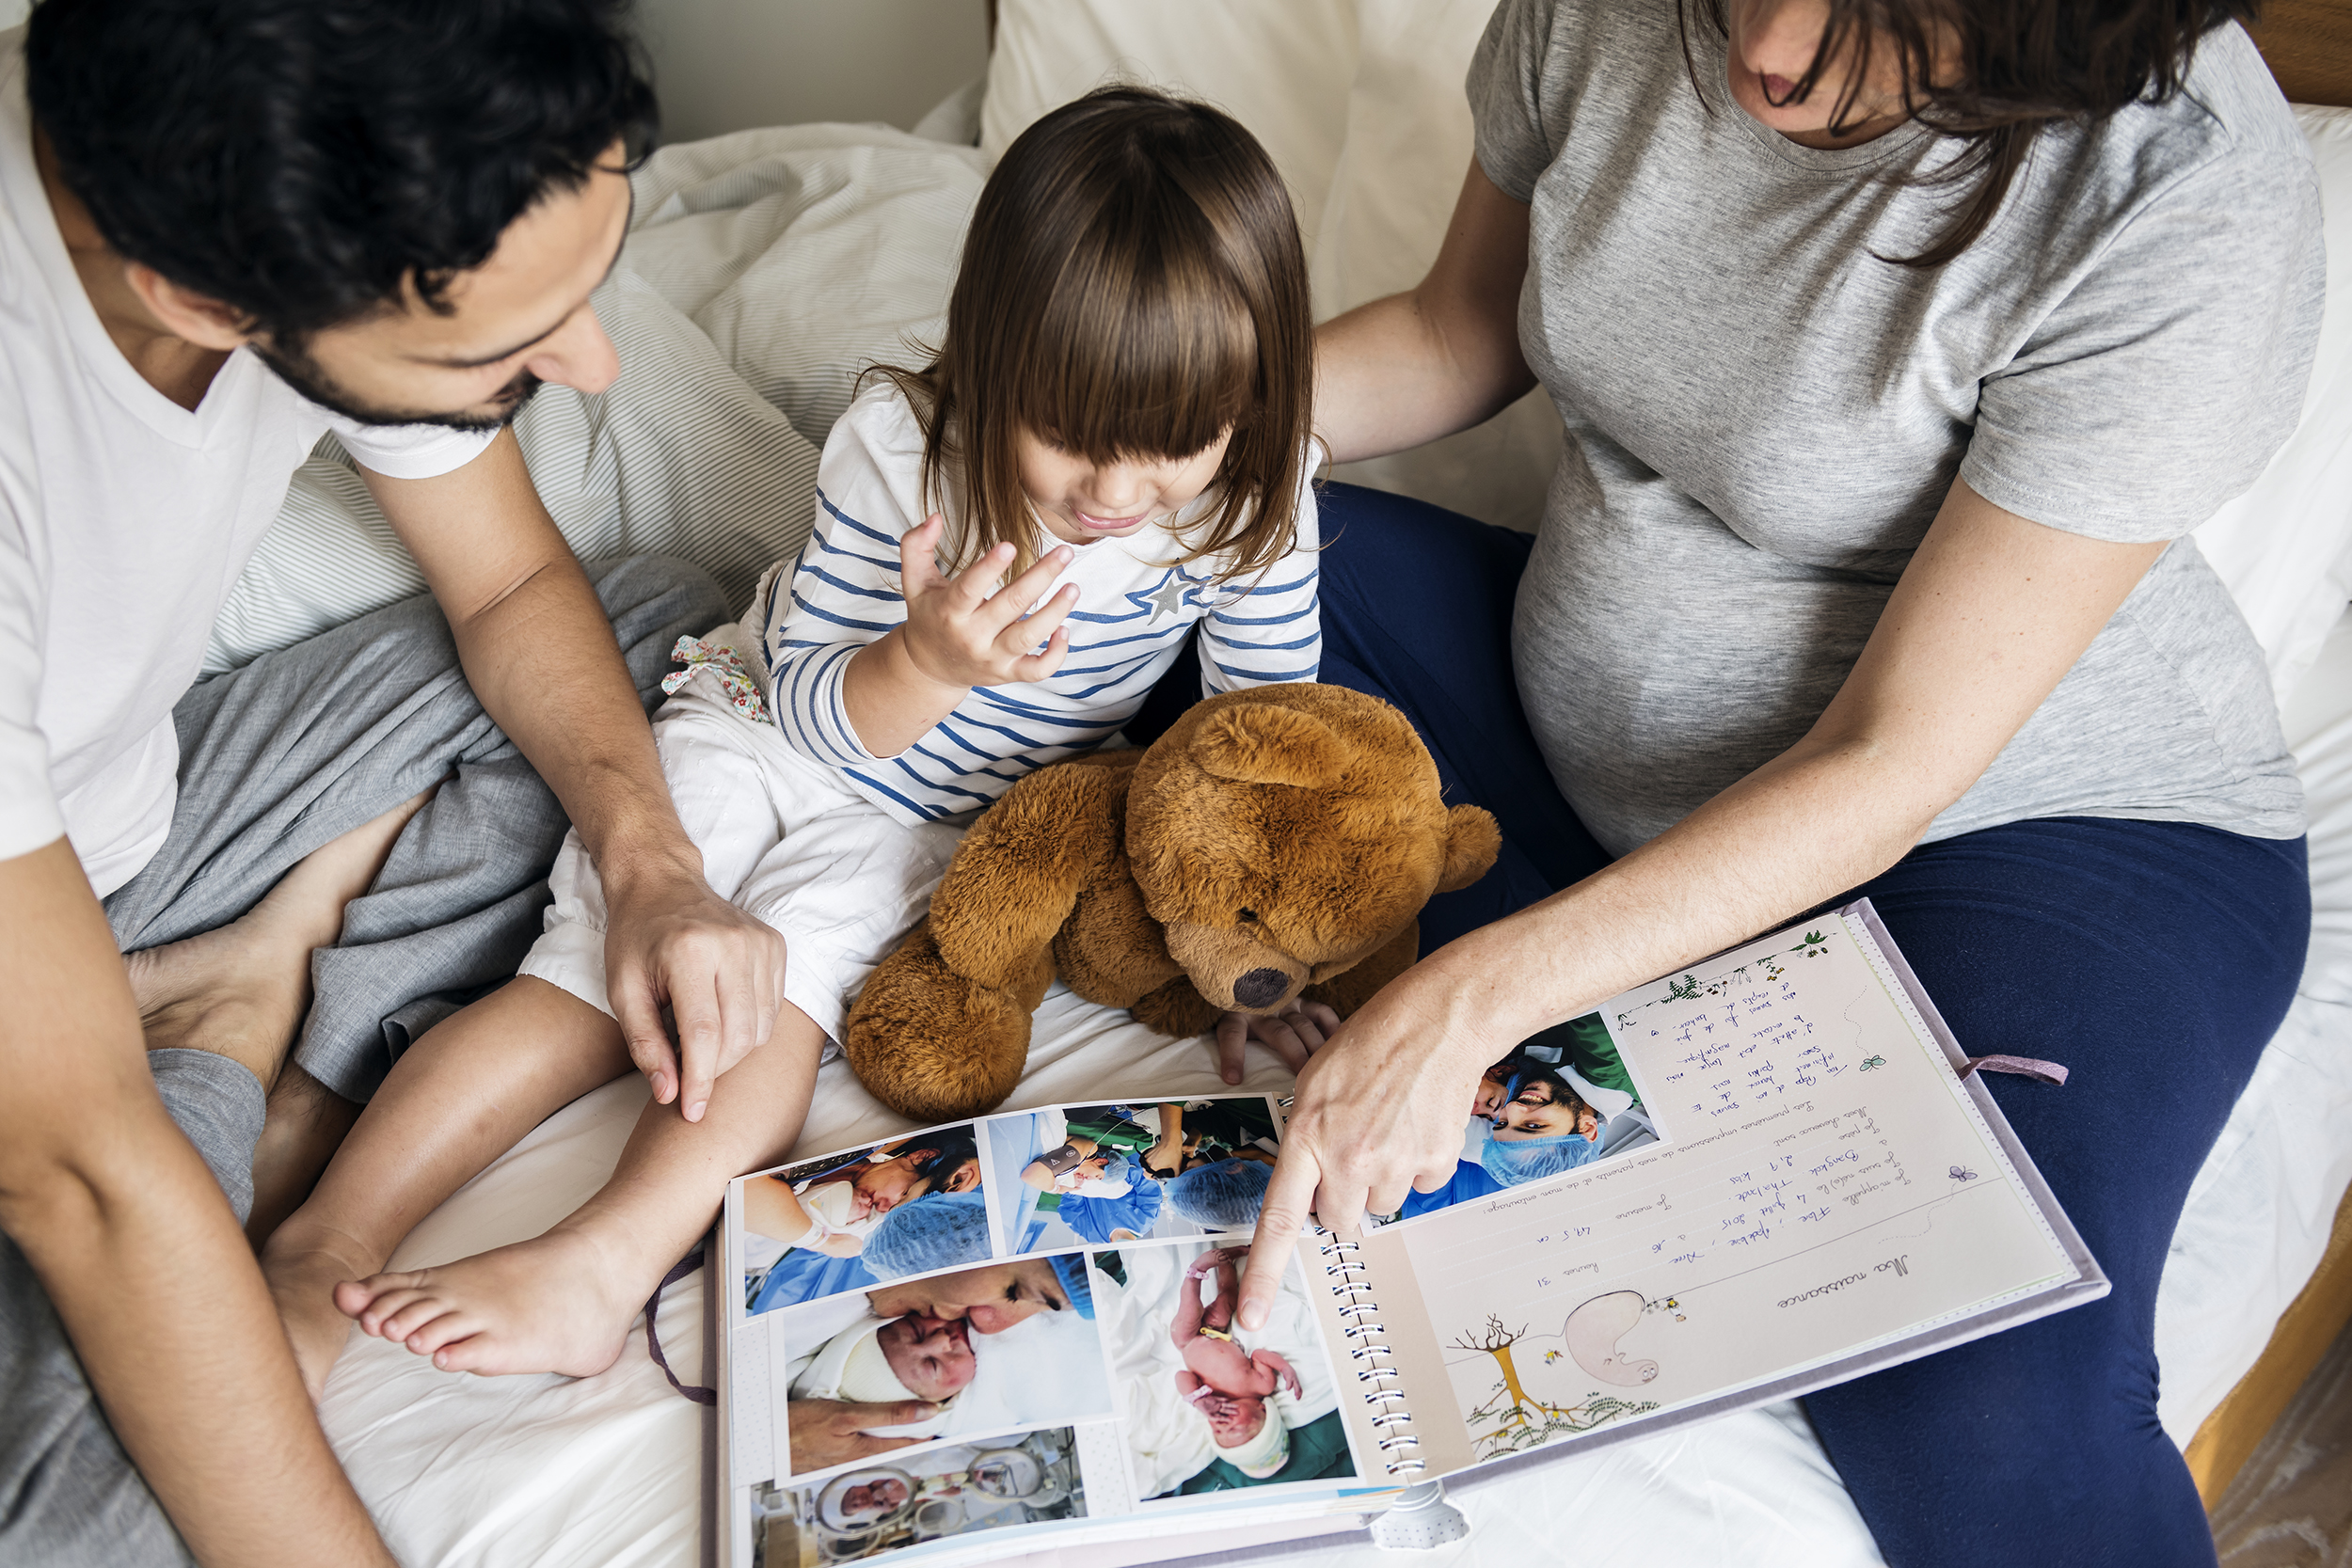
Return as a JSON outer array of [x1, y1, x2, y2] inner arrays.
[[320, 605, 2352, 1567]]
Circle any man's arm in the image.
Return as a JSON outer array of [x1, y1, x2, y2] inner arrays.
[[0, 840, 393, 1568], [364, 431, 783, 1123]]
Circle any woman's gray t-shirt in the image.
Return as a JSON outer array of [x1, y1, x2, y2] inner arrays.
[[1470, 0, 2324, 858]]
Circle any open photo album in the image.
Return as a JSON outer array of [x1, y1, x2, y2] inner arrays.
[[714, 901, 2107, 1567]]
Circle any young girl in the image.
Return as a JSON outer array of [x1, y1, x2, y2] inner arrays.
[[261, 86, 1321, 1393]]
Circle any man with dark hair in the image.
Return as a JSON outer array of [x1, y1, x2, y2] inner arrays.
[[0, 3, 790, 1564]]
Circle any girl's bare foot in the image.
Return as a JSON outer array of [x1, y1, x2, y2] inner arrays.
[[261, 1220, 383, 1402], [336, 1225, 656, 1379]]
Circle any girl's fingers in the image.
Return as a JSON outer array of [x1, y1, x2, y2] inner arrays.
[[897, 515, 948, 597], [1215, 1010, 1250, 1085], [946, 540, 1018, 609], [1007, 626, 1072, 683], [1256, 1016, 1314, 1073], [977, 545, 1075, 629], [997, 582, 1079, 655]]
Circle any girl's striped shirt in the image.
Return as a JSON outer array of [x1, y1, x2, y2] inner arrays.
[[755, 383, 1322, 826]]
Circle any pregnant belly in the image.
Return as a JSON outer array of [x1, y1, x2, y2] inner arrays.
[[1508, 522, 1891, 856]]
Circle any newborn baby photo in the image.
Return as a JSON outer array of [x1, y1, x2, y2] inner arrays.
[[771, 1255, 1113, 1482], [988, 1098, 1281, 1252], [740, 1127, 991, 1317], [1375, 1015, 1658, 1226], [1091, 1241, 1356, 1500]]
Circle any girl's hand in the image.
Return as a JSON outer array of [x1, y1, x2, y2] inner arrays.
[[1214, 1001, 1342, 1083], [1236, 963, 1499, 1331], [896, 515, 1079, 690]]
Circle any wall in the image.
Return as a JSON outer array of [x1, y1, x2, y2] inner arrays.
[[636, 0, 991, 142], [0, 1, 989, 142]]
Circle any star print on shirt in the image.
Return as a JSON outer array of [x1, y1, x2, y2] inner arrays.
[[1126, 564, 1228, 623]]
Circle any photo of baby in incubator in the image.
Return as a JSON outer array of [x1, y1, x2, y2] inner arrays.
[[749, 1429, 1086, 1567]]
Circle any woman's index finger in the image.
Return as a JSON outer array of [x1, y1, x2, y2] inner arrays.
[[1238, 1147, 1322, 1331]]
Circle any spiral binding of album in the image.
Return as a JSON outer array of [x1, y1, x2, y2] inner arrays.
[[1278, 1095, 1425, 1478], [1318, 1234, 1425, 1476]]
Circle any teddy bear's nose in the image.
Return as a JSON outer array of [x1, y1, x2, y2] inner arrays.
[[1232, 968, 1290, 1008]]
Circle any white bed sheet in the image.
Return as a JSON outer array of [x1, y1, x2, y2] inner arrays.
[[323, 611, 2352, 1568]]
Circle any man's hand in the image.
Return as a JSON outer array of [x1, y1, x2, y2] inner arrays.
[[602, 854, 787, 1123], [787, 1397, 939, 1469]]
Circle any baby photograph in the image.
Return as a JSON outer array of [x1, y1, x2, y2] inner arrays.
[[1091, 1241, 1357, 1501], [740, 1128, 992, 1318], [1374, 1014, 1658, 1227], [772, 1254, 1113, 1483], [749, 1427, 1088, 1568], [988, 1098, 1281, 1252]]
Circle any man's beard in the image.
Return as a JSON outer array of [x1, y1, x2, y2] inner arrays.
[[253, 339, 542, 433]]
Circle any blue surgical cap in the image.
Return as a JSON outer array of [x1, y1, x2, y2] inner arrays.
[[861, 1189, 990, 1280], [1164, 1158, 1271, 1232], [1047, 1253, 1095, 1319], [1472, 1120, 1600, 1186]]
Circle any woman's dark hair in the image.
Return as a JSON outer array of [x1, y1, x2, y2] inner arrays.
[[26, 0, 657, 345], [871, 85, 1316, 584], [1677, 0, 2260, 266]]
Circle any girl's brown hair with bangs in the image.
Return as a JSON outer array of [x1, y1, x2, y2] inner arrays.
[[870, 86, 1314, 582]]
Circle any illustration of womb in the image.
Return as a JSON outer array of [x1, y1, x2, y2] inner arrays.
[[1564, 1291, 1658, 1386]]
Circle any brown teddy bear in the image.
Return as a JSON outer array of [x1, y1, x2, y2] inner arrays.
[[843, 682, 1501, 1120]]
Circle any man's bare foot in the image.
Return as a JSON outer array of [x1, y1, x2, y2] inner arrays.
[[246, 1067, 364, 1248], [337, 1226, 651, 1379], [261, 1218, 382, 1401], [124, 788, 436, 1085]]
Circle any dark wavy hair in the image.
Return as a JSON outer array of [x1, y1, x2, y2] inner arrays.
[[913, 1130, 980, 1185], [26, 0, 657, 344], [1678, 0, 2260, 267]]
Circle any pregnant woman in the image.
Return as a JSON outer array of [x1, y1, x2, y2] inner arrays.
[[1239, 1, 2322, 1562]]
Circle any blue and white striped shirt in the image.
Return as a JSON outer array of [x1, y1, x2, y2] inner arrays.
[[756, 384, 1321, 826]]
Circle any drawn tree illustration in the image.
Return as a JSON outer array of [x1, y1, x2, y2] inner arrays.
[[1451, 1314, 1662, 1460], [1450, 1315, 1535, 1426]]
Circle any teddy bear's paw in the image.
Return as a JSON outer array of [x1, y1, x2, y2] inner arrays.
[[844, 934, 1035, 1120], [1127, 975, 1224, 1039]]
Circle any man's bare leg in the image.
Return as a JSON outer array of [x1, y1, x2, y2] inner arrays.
[[122, 789, 434, 1245], [260, 976, 634, 1398], [334, 1003, 826, 1380]]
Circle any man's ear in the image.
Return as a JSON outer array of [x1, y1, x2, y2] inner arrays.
[[122, 262, 254, 351]]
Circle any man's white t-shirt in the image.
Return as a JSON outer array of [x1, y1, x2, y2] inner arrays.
[[0, 32, 495, 896]]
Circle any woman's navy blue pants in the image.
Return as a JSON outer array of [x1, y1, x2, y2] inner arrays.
[[1136, 483, 2312, 1568]]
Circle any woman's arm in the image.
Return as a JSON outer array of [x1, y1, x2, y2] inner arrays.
[[1313, 161, 1538, 465], [1237, 476, 2166, 1327]]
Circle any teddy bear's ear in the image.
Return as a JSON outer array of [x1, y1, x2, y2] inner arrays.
[[1435, 804, 1502, 892], [1193, 705, 1347, 789]]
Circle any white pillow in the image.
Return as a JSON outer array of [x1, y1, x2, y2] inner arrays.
[[2193, 103, 2352, 707], [979, 0, 1357, 258], [204, 269, 820, 673]]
